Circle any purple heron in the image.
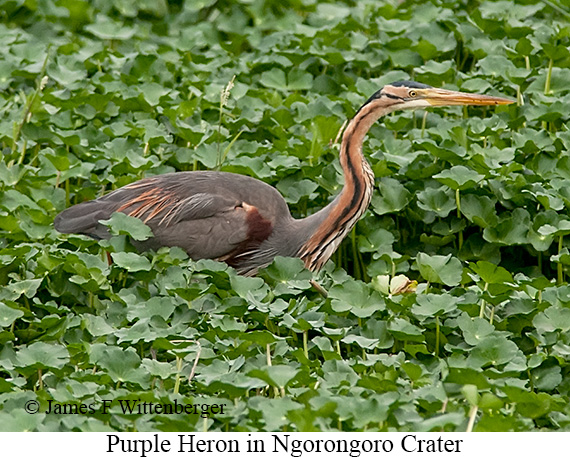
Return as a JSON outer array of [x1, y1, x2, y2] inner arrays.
[[55, 81, 512, 275]]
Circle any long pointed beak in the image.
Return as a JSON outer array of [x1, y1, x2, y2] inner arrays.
[[419, 88, 514, 106]]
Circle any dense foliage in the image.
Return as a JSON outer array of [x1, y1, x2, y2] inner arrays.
[[1, 0, 569, 432]]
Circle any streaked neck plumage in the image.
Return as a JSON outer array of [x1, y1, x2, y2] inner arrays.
[[297, 98, 398, 270]]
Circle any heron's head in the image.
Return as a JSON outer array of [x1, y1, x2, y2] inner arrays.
[[366, 80, 514, 110]]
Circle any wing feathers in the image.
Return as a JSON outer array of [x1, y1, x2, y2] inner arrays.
[[55, 172, 280, 267]]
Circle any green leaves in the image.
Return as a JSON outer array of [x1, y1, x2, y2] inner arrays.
[[84, 15, 136, 40], [0, 303, 24, 327], [457, 314, 495, 346], [371, 178, 412, 215], [434, 166, 485, 191], [100, 212, 153, 241], [328, 278, 385, 317], [473, 263, 512, 286], [483, 208, 531, 245], [533, 307, 570, 334], [1, 0, 570, 434], [460, 194, 498, 228], [413, 293, 458, 318], [15, 342, 69, 371], [259, 69, 313, 92], [417, 186, 456, 217], [416, 253, 463, 286], [90, 345, 150, 387], [467, 335, 522, 368], [110, 252, 152, 272], [249, 365, 300, 389]]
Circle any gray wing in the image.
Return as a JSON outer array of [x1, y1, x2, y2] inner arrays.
[[54, 171, 283, 262]]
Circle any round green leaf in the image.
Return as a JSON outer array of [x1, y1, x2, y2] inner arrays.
[[416, 253, 463, 286]]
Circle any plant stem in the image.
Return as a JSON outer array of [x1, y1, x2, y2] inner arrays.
[[310, 279, 328, 298], [351, 229, 361, 280], [14, 48, 51, 160], [544, 59, 553, 95], [558, 235, 564, 285], [466, 405, 479, 432], [303, 330, 308, 359], [65, 179, 70, 206], [267, 344, 280, 397], [218, 130, 243, 169], [542, 0, 570, 17], [174, 356, 183, 394], [456, 189, 463, 250], [479, 282, 488, 318], [217, 102, 224, 164], [435, 316, 440, 357], [217, 76, 236, 168], [421, 111, 428, 138]]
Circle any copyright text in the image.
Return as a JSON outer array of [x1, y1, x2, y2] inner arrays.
[[27, 399, 225, 418]]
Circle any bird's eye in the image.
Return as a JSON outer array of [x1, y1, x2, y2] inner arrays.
[[409, 90, 417, 98]]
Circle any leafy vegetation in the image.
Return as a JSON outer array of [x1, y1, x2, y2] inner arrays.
[[1, 0, 570, 432]]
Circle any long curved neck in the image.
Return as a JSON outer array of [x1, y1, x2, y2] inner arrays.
[[297, 100, 395, 270]]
